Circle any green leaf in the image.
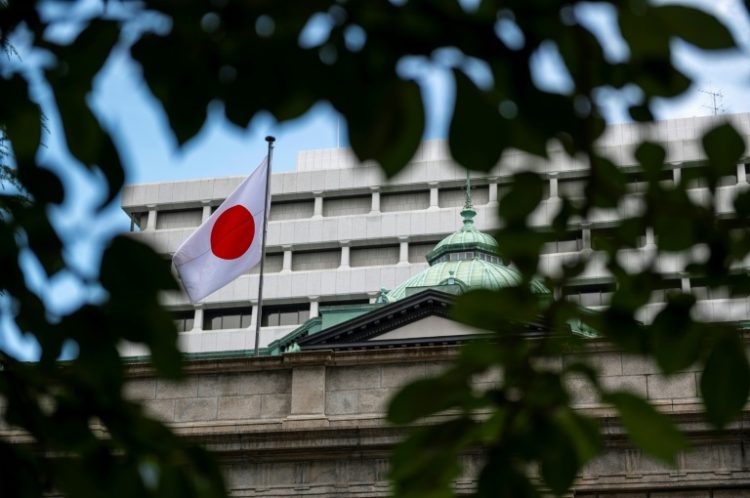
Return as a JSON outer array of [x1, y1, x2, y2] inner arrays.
[[0, 74, 42, 167], [656, 5, 736, 50], [387, 375, 471, 425], [347, 78, 425, 177], [391, 418, 476, 498], [17, 166, 64, 206], [703, 123, 746, 177], [539, 427, 579, 495], [498, 172, 545, 223], [553, 409, 601, 464], [700, 332, 750, 428], [449, 69, 508, 171], [604, 391, 687, 465], [650, 295, 705, 374]]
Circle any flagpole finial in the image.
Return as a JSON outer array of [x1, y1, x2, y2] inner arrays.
[[265, 135, 276, 144]]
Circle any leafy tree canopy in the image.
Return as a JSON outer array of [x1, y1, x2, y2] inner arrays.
[[1, 1, 749, 497]]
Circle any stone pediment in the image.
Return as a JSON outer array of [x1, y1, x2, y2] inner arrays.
[[296, 289, 540, 350]]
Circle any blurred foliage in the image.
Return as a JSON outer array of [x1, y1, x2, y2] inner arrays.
[[1, 0, 749, 497]]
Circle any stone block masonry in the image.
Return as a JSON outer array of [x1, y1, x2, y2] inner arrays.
[[106, 344, 750, 496]]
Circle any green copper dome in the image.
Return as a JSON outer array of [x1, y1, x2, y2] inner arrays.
[[425, 207, 500, 265], [385, 258, 549, 301], [385, 181, 549, 302]]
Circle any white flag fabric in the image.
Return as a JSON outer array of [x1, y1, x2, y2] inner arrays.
[[173, 157, 269, 303]]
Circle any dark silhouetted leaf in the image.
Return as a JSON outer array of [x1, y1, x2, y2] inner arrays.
[[604, 391, 687, 465], [701, 331, 750, 428], [449, 69, 507, 171], [656, 5, 736, 50]]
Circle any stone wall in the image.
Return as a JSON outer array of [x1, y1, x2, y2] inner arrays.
[[118, 344, 750, 497]]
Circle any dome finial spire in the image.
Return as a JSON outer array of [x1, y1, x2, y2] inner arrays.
[[460, 169, 476, 227]]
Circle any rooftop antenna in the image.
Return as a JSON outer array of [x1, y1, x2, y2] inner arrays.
[[700, 87, 725, 116]]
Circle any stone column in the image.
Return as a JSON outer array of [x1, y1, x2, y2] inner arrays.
[[309, 296, 320, 319], [146, 204, 157, 231], [282, 245, 293, 273], [192, 305, 203, 331], [487, 177, 499, 205], [340, 240, 351, 269], [313, 191, 324, 218], [428, 182, 439, 209], [549, 172, 559, 199], [370, 186, 381, 214], [285, 365, 328, 429], [738, 163, 747, 184], [398, 236, 409, 265], [201, 200, 212, 223], [581, 222, 591, 251]]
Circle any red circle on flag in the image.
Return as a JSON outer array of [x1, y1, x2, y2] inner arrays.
[[210, 205, 256, 260]]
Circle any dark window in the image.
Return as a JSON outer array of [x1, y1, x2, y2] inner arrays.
[[542, 231, 583, 254], [563, 283, 615, 307], [261, 303, 310, 327], [320, 298, 370, 307], [172, 311, 194, 332], [203, 308, 253, 330]]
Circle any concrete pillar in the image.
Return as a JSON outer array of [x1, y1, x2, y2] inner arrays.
[[146, 205, 157, 231], [201, 201, 212, 223], [549, 172, 559, 199], [581, 222, 591, 251], [488, 177, 498, 205], [340, 240, 350, 269], [313, 191, 324, 218], [428, 182, 439, 209], [309, 296, 320, 318], [644, 227, 656, 248], [192, 306, 203, 331], [681, 273, 691, 293], [285, 366, 327, 428], [282, 245, 293, 273], [738, 163, 747, 184], [249, 302, 258, 329], [398, 236, 409, 265], [370, 186, 381, 214], [673, 165, 682, 184]]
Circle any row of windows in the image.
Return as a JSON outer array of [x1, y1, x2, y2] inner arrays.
[[563, 278, 739, 307], [172, 276, 739, 332], [131, 164, 750, 230], [173, 299, 370, 331], [431, 251, 502, 264]]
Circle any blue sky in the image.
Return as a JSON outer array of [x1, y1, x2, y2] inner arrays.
[[1, 0, 750, 357]]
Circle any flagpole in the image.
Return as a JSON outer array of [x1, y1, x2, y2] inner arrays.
[[254, 136, 275, 356]]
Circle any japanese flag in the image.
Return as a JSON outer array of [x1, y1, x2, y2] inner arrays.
[[173, 157, 269, 303]]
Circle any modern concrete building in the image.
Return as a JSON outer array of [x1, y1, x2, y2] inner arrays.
[[120, 112, 750, 356]]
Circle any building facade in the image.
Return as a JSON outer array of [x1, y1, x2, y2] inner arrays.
[[115, 114, 750, 497], [121, 113, 750, 355]]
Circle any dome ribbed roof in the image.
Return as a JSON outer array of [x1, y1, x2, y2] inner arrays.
[[425, 206, 497, 264], [385, 259, 549, 302]]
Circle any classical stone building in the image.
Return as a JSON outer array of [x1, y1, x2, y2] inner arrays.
[[119, 113, 750, 496]]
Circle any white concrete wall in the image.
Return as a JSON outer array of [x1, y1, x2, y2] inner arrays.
[[120, 114, 750, 354]]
